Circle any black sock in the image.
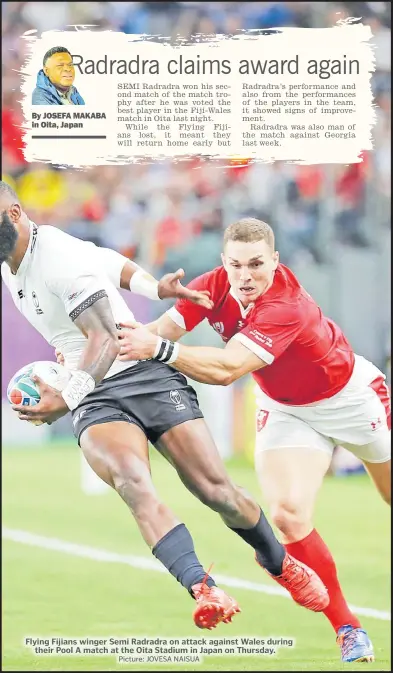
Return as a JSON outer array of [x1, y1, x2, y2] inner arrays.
[[229, 509, 286, 576], [152, 523, 216, 595]]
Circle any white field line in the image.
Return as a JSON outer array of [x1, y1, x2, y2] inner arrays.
[[3, 527, 390, 622]]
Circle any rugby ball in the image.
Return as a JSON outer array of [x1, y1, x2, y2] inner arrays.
[[7, 361, 71, 426]]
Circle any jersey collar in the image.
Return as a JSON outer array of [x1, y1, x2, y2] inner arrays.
[[15, 220, 38, 276], [229, 287, 255, 318], [228, 268, 280, 316]]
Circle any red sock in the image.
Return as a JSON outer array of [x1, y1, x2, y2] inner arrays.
[[285, 529, 361, 633]]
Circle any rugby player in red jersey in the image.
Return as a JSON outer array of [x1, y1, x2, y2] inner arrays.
[[118, 218, 390, 663]]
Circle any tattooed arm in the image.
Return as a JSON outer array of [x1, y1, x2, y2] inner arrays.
[[72, 293, 120, 384], [13, 291, 120, 425]]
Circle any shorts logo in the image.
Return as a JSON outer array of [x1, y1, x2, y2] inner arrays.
[[212, 322, 225, 334], [371, 417, 382, 430], [73, 409, 87, 427], [257, 409, 269, 432], [170, 390, 186, 411]]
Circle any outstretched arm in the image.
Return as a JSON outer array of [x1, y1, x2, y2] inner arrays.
[[167, 338, 266, 385], [95, 247, 213, 309], [120, 313, 187, 341], [117, 324, 266, 385]]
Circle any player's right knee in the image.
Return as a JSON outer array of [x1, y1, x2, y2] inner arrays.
[[189, 477, 240, 515], [112, 471, 155, 509], [270, 499, 311, 539], [104, 454, 156, 510]]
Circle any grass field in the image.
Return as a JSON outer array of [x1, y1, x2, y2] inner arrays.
[[2, 441, 391, 671]]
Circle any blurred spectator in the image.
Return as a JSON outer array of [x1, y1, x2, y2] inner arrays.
[[334, 160, 369, 247], [1, 1, 390, 272], [2, 90, 26, 174], [159, 207, 224, 283]]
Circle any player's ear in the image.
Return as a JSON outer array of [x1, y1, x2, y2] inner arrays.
[[9, 203, 21, 223], [273, 251, 279, 269], [221, 252, 227, 270]]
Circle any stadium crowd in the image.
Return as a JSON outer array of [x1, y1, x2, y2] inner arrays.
[[2, 1, 391, 277]]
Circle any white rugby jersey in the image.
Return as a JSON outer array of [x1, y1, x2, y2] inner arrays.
[[1, 221, 139, 379]]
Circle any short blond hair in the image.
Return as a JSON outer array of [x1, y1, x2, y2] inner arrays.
[[223, 218, 275, 250]]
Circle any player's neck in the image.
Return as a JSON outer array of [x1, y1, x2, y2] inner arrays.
[[7, 219, 31, 274]]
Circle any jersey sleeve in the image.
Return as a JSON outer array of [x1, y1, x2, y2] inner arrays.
[[92, 245, 129, 289], [233, 303, 302, 365], [166, 272, 212, 332], [45, 250, 110, 321]]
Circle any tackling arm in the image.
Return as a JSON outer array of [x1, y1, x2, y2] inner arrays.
[[117, 325, 266, 385], [164, 338, 266, 385], [123, 313, 187, 340]]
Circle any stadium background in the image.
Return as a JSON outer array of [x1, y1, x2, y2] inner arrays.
[[2, 2, 391, 671]]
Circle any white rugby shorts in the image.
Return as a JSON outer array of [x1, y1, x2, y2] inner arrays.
[[254, 355, 391, 463]]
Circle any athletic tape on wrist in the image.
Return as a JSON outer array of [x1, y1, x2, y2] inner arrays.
[[61, 370, 96, 411], [129, 269, 160, 301], [153, 338, 179, 365]]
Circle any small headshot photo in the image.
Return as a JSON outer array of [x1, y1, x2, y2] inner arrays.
[[32, 46, 85, 106]]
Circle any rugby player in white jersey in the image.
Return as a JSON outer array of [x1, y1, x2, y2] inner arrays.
[[0, 181, 329, 629]]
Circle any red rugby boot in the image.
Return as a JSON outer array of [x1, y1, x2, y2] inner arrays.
[[191, 582, 241, 629], [257, 552, 330, 612]]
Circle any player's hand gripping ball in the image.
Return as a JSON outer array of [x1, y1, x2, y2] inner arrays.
[[7, 361, 71, 426]]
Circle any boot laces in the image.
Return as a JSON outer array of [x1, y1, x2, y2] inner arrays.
[[281, 557, 308, 588], [338, 630, 359, 658], [194, 563, 214, 599]]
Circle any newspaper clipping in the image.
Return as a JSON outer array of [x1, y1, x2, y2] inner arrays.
[[21, 21, 376, 165], [2, 2, 390, 673]]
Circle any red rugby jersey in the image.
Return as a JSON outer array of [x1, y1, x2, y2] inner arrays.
[[168, 264, 355, 405]]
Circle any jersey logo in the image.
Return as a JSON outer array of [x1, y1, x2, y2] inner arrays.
[[212, 322, 225, 334], [257, 410, 269, 432], [170, 390, 186, 411], [237, 320, 245, 329], [249, 329, 273, 348], [68, 290, 83, 302], [31, 223, 38, 254], [32, 291, 44, 315]]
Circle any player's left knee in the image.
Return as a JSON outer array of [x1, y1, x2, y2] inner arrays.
[[270, 499, 311, 539]]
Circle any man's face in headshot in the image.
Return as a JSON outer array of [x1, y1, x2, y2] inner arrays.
[[44, 52, 75, 91]]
